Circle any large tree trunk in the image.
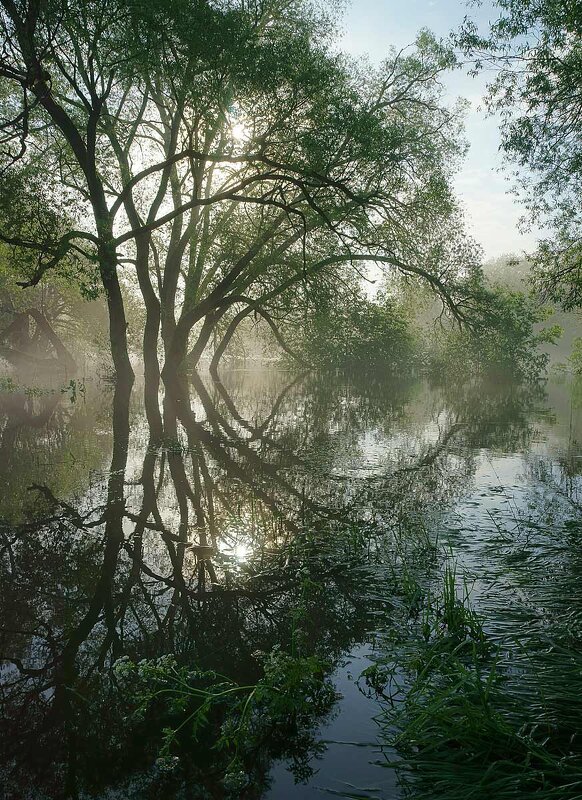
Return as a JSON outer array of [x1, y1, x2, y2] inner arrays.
[[134, 234, 163, 441], [161, 309, 224, 385], [161, 315, 192, 381], [99, 248, 134, 389], [143, 323, 163, 440]]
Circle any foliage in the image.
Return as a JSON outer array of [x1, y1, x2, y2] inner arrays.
[[427, 285, 561, 382], [370, 560, 582, 799], [568, 337, 582, 375], [0, 169, 101, 300], [98, 555, 343, 795], [0, 238, 109, 364], [291, 288, 418, 371], [285, 255, 561, 381], [113, 645, 335, 795], [0, 0, 481, 379], [458, 0, 582, 311]]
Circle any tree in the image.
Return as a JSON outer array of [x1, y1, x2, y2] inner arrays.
[[0, 0, 139, 385], [0, 0, 482, 411], [0, 190, 109, 371], [147, 27, 482, 376], [458, 0, 582, 309]]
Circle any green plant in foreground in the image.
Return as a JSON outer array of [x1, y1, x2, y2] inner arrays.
[[113, 643, 336, 795], [369, 562, 582, 800]]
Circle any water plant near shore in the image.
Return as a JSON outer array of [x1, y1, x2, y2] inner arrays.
[[113, 644, 337, 796], [369, 554, 582, 799]]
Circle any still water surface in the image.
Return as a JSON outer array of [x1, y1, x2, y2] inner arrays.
[[0, 369, 580, 798]]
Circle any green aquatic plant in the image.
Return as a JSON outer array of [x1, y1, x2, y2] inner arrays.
[[106, 546, 345, 794], [370, 560, 582, 800], [0, 375, 17, 393], [60, 378, 86, 403], [0, 375, 87, 400], [114, 644, 336, 795]]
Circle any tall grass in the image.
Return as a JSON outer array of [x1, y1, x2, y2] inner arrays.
[[370, 559, 582, 799]]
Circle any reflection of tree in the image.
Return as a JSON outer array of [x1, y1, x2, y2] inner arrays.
[[0, 382, 112, 522], [0, 369, 540, 798]]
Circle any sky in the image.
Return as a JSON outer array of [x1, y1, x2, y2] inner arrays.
[[337, 0, 540, 261]]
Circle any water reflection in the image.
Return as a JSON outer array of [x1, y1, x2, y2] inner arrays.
[[0, 369, 577, 798]]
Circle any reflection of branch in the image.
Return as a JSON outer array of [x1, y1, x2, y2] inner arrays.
[[191, 371, 305, 466], [28, 484, 105, 528], [122, 540, 273, 601], [252, 371, 309, 440], [0, 392, 59, 431], [173, 379, 345, 537], [210, 370, 307, 443], [184, 414, 302, 535], [0, 344, 58, 368], [0, 656, 52, 677], [393, 422, 466, 475]]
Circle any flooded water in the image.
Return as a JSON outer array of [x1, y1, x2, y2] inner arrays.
[[1, 368, 581, 799]]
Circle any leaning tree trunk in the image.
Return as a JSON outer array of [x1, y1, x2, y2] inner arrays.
[[98, 242, 134, 389], [186, 312, 222, 369], [26, 309, 76, 370], [208, 307, 250, 376]]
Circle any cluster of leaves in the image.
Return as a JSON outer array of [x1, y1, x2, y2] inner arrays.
[[111, 644, 336, 797], [0, 169, 101, 299], [426, 286, 561, 382], [458, 0, 582, 311], [286, 285, 419, 371], [276, 251, 560, 381], [568, 337, 582, 375], [289, 273, 558, 382], [73, 538, 353, 797]]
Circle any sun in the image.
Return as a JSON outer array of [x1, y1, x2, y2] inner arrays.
[[231, 121, 250, 142]]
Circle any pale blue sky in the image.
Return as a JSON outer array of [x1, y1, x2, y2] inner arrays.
[[338, 0, 540, 260]]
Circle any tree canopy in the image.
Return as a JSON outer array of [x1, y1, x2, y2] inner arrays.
[[0, 0, 482, 403], [458, 0, 582, 309]]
